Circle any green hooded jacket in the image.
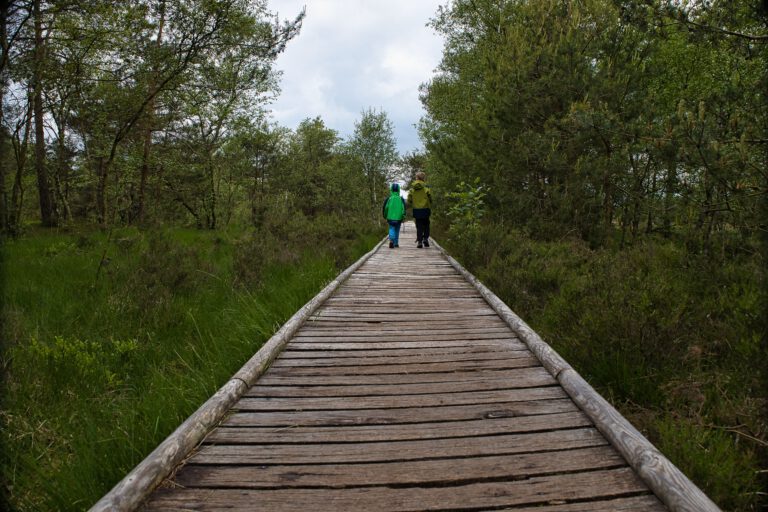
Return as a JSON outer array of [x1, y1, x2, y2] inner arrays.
[[383, 185, 405, 221]]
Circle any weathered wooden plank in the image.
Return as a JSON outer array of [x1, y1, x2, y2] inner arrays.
[[333, 284, 475, 291], [324, 296, 488, 304], [307, 314, 499, 322], [314, 307, 495, 316], [292, 332, 520, 341], [174, 446, 623, 489], [278, 344, 512, 358], [256, 367, 555, 386], [207, 411, 591, 444], [290, 335, 523, 346], [234, 387, 566, 411], [496, 495, 666, 511], [293, 330, 520, 341], [286, 340, 516, 350], [263, 356, 541, 376], [223, 398, 579, 427], [191, 427, 607, 465], [297, 323, 510, 331], [298, 322, 510, 331], [294, 327, 513, 337], [331, 289, 481, 296], [245, 369, 557, 397], [269, 350, 530, 367], [145, 468, 649, 512]]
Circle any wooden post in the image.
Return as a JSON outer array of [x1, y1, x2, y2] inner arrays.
[[432, 239, 721, 512], [89, 237, 387, 512]]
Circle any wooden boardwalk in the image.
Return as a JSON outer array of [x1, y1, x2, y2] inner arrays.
[[141, 226, 669, 511]]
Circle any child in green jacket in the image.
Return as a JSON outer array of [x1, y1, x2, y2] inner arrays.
[[382, 183, 406, 248]]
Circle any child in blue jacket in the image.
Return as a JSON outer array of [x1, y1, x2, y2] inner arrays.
[[382, 183, 406, 248]]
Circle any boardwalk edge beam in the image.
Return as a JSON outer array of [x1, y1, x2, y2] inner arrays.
[[433, 239, 721, 512], [89, 238, 387, 512]]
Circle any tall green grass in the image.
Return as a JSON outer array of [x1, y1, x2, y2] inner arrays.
[[440, 225, 766, 511], [0, 219, 379, 511]]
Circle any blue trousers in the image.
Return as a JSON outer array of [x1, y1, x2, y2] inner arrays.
[[388, 221, 402, 245]]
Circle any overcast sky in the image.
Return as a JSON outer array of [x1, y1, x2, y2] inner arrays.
[[266, 0, 445, 154]]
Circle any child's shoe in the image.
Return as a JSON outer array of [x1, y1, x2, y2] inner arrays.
[[417, 241, 423, 248], [423, 239, 430, 248], [389, 241, 394, 248]]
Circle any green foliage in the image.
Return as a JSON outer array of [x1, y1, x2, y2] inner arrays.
[[0, 0, 306, 232], [15, 336, 140, 394], [421, 0, 767, 248], [653, 416, 761, 512], [0, 220, 379, 511], [446, 178, 487, 243]]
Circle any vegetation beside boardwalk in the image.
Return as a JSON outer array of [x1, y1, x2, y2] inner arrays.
[[0, 218, 380, 511]]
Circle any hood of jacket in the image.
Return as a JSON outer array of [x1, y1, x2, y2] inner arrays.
[[411, 180, 425, 190]]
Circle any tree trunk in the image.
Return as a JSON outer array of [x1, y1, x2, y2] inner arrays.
[[0, 89, 7, 234], [662, 153, 677, 237], [33, 0, 56, 227], [207, 159, 217, 229], [55, 120, 72, 220], [646, 169, 657, 234], [0, 0, 10, 233], [9, 99, 33, 235], [96, 156, 108, 225], [137, 0, 166, 223]]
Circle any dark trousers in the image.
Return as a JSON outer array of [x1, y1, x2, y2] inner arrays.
[[415, 217, 430, 242]]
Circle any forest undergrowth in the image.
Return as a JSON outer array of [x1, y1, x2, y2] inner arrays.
[[0, 215, 380, 511], [439, 223, 767, 512]]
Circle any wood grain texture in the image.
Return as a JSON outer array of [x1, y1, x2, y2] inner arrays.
[[206, 411, 592, 444], [263, 356, 541, 376], [190, 427, 608, 465], [174, 446, 624, 488], [222, 398, 580, 427], [255, 366, 558, 386], [269, 349, 530, 367], [245, 367, 557, 396], [145, 468, 653, 511], [278, 344, 514, 358], [233, 387, 566, 411]]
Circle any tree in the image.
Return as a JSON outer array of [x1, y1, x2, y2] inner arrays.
[[347, 108, 398, 219], [420, 0, 766, 248], [281, 117, 340, 217]]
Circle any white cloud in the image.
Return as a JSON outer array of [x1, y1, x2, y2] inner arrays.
[[267, 0, 444, 153]]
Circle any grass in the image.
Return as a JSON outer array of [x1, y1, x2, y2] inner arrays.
[[0, 220, 379, 511], [438, 222, 767, 511]]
